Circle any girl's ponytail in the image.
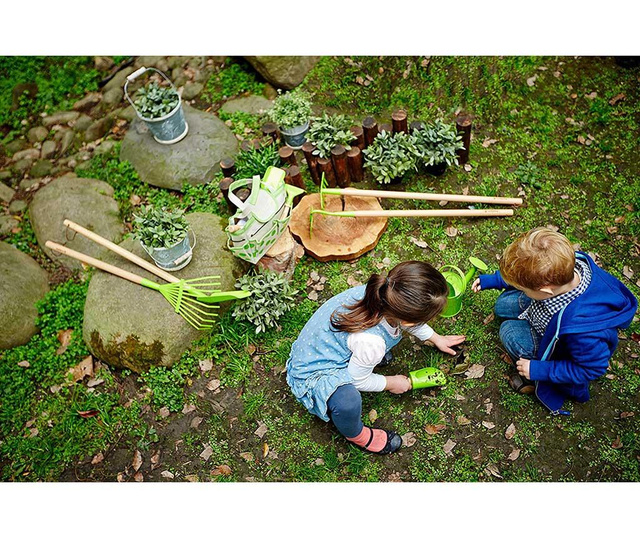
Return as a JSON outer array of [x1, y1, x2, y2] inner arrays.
[[331, 273, 386, 332]]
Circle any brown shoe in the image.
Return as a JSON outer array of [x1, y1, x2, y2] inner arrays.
[[508, 372, 535, 394]]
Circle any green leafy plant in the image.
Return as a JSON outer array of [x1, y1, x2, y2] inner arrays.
[[363, 131, 418, 184], [266, 90, 313, 130], [132, 206, 189, 249], [218, 110, 262, 136], [411, 119, 464, 167], [233, 142, 280, 179], [133, 82, 180, 119], [513, 161, 543, 189], [204, 60, 265, 103], [306, 112, 356, 159], [232, 269, 298, 333]]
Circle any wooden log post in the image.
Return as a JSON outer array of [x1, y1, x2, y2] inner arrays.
[[279, 145, 298, 167], [240, 140, 253, 152], [302, 142, 320, 184], [316, 157, 337, 188], [285, 165, 305, 207], [331, 144, 350, 188], [219, 176, 234, 210], [350, 126, 365, 150], [391, 110, 408, 134], [237, 188, 251, 203], [220, 158, 235, 178], [379, 123, 392, 135], [262, 122, 279, 143], [456, 114, 472, 164], [410, 120, 425, 132], [362, 116, 379, 147], [347, 147, 364, 183]]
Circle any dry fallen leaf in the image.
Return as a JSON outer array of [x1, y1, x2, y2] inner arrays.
[[401, 432, 417, 447], [505, 423, 516, 440], [158, 407, 170, 419], [130, 194, 142, 206], [438, 243, 447, 251], [308, 290, 318, 301], [445, 226, 458, 237], [56, 329, 73, 355], [150, 451, 160, 470], [456, 415, 471, 426], [199, 359, 213, 373], [425, 424, 446, 435], [206, 379, 221, 392], [117, 473, 125, 482], [609, 93, 625, 105], [200, 445, 214, 461], [262, 443, 269, 458], [68, 356, 94, 383], [443, 438, 457, 456], [463, 163, 472, 172], [619, 411, 635, 419], [190, 416, 203, 429], [17, 360, 30, 368], [211, 465, 232, 477], [185, 475, 199, 482], [182, 403, 196, 415], [132, 450, 143, 472], [611, 437, 623, 449], [347, 274, 362, 287], [240, 452, 254, 462], [482, 421, 496, 430], [409, 236, 428, 249], [508, 448, 521, 461], [91, 453, 104, 465], [585, 91, 597, 100], [86, 377, 104, 388], [161, 470, 174, 479], [623, 266, 634, 280], [465, 363, 485, 379], [486, 463, 503, 478], [482, 138, 498, 148], [254, 422, 268, 439], [368, 409, 378, 423], [133, 472, 144, 482], [526, 75, 537, 87], [77, 409, 99, 418]]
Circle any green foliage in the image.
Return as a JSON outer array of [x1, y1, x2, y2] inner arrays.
[[4, 210, 38, 256], [233, 142, 280, 180], [204, 60, 265, 103], [133, 81, 180, 119], [0, 56, 100, 135], [306, 112, 356, 159], [266, 89, 313, 130], [363, 130, 418, 184], [232, 269, 298, 334], [412, 119, 464, 167], [132, 205, 189, 249], [140, 352, 199, 412], [513, 161, 543, 189], [218, 110, 262, 136]]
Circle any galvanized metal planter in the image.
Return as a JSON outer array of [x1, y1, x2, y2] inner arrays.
[[279, 121, 310, 150], [124, 66, 189, 145], [142, 229, 196, 272]]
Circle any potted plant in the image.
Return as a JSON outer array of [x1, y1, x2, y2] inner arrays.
[[306, 112, 356, 158], [132, 206, 193, 271], [411, 119, 464, 176], [124, 67, 189, 145], [266, 89, 313, 149], [363, 130, 418, 185]]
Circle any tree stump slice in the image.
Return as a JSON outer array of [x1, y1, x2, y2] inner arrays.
[[289, 193, 387, 262], [257, 226, 304, 279]]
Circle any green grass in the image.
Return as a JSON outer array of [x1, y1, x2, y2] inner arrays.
[[203, 59, 265, 104]]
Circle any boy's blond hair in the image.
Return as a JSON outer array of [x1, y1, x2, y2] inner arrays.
[[499, 228, 575, 290]]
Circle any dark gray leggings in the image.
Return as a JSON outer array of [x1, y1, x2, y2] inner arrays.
[[327, 384, 364, 438]]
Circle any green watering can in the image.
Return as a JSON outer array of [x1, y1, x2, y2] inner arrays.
[[440, 256, 488, 318], [409, 367, 448, 389]]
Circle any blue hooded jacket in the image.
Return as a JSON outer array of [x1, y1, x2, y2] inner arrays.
[[479, 252, 638, 414]]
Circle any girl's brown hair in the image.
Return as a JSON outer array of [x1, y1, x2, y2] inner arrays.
[[331, 261, 449, 333]]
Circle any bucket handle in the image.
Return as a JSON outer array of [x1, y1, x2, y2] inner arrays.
[[228, 176, 261, 213], [141, 229, 196, 266], [124, 66, 179, 115]]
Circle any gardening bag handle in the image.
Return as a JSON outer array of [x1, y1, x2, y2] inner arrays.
[[228, 175, 261, 213], [124, 66, 179, 113]]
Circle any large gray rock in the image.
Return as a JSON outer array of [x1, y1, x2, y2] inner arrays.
[[104, 66, 135, 93], [245, 56, 320, 90], [29, 174, 123, 270], [42, 110, 80, 127], [83, 212, 247, 372], [120, 104, 238, 191], [220, 95, 273, 116], [0, 242, 50, 349]]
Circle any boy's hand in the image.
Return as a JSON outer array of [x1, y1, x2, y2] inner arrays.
[[430, 333, 466, 355], [516, 359, 531, 379], [385, 375, 412, 394], [471, 278, 482, 293]]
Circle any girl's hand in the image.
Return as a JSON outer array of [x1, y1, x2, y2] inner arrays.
[[471, 278, 482, 293], [385, 375, 412, 394], [430, 333, 466, 355]]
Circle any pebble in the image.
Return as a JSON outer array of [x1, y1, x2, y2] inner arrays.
[[73, 92, 102, 113], [8, 199, 28, 214], [30, 160, 53, 178], [102, 87, 124, 108], [85, 117, 114, 142], [40, 140, 57, 160], [12, 148, 40, 162], [58, 130, 76, 156], [0, 182, 15, 203], [27, 126, 49, 144], [181, 82, 203, 101], [42, 110, 80, 127], [0, 215, 20, 235], [73, 114, 93, 132], [13, 159, 33, 175]]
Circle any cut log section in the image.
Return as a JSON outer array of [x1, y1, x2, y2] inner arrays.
[[257, 227, 304, 279], [290, 193, 387, 262]]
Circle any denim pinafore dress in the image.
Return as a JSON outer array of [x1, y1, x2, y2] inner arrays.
[[286, 286, 403, 422]]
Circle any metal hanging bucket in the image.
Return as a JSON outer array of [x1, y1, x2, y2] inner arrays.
[[124, 66, 189, 145], [142, 229, 196, 272]]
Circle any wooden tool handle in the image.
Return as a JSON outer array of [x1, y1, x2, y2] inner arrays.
[[63, 219, 179, 283], [336, 188, 522, 206], [46, 240, 146, 285], [345, 209, 514, 218]]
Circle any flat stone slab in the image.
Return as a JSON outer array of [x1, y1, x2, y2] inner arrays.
[[0, 241, 50, 349], [83, 212, 247, 373], [29, 174, 123, 270], [245, 56, 320, 90], [120, 104, 238, 191], [220, 95, 273, 116]]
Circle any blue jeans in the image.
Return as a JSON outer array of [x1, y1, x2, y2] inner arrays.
[[495, 290, 541, 363], [327, 384, 363, 438]]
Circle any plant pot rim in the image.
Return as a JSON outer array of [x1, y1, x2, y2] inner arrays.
[[279, 120, 310, 134], [142, 229, 189, 252], [135, 93, 183, 123]]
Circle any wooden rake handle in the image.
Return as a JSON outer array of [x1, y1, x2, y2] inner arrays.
[[63, 219, 180, 283], [46, 241, 147, 286], [315, 209, 514, 218], [328, 187, 523, 206]]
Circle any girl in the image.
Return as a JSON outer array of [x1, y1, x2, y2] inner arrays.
[[286, 261, 465, 455]]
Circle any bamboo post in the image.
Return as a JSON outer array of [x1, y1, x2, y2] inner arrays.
[[302, 142, 320, 184], [350, 126, 365, 150], [317, 158, 337, 188], [410, 121, 425, 132], [285, 165, 305, 207], [456, 114, 472, 164], [331, 144, 350, 188], [262, 122, 279, 143], [362, 116, 379, 147], [347, 147, 364, 183], [391, 110, 408, 134], [279, 145, 298, 167], [220, 158, 235, 178]]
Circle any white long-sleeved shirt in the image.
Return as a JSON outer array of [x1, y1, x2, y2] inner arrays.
[[346, 319, 434, 392]]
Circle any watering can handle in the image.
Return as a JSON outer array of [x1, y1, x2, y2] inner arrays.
[[440, 265, 466, 281], [228, 176, 260, 212]]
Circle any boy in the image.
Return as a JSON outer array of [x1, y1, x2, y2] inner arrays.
[[472, 228, 637, 415]]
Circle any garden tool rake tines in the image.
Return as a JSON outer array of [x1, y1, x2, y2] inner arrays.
[[46, 240, 219, 331], [62, 219, 250, 304]]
